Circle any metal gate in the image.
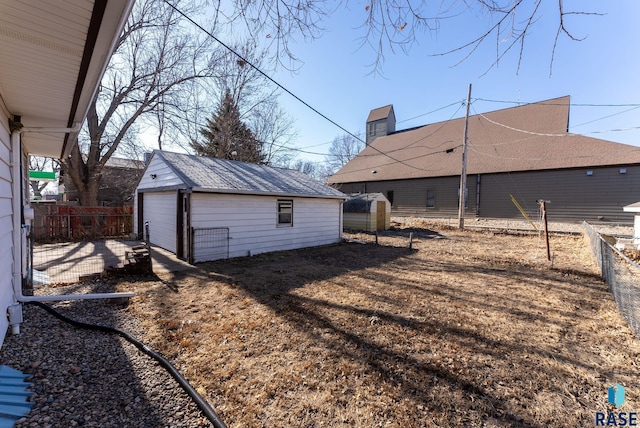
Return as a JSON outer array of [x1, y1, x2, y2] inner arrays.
[[191, 227, 229, 263]]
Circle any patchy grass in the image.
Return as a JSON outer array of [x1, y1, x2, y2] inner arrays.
[[122, 220, 640, 427]]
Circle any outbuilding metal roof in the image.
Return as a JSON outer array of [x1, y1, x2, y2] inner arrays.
[[152, 151, 346, 199], [329, 96, 640, 184]]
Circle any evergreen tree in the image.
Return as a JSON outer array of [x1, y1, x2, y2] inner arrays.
[[193, 90, 265, 163]]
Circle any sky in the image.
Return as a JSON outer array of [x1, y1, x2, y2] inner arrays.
[[247, 1, 640, 164]]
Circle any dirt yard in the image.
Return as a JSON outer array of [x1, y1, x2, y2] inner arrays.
[[117, 220, 639, 427]]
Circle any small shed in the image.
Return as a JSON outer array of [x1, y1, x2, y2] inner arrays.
[[623, 202, 640, 245], [343, 193, 391, 232], [134, 150, 347, 263]]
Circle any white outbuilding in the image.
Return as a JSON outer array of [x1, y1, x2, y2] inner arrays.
[[134, 150, 347, 263], [623, 202, 640, 247]]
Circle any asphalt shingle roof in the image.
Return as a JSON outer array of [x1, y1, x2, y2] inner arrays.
[[367, 105, 394, 123], [328, 96, 640, 184], [155, 151, 345, 199]]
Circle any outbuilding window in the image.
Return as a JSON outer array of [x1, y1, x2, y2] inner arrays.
[[277, 200, 293, 226]]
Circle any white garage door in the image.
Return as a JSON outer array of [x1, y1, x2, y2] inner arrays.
[[143, 191, 177, 254]]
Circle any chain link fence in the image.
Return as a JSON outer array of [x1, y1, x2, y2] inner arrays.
[[29, 208, 146, 286], [191, 227, 229, 263], [583, 221, 640, 338]]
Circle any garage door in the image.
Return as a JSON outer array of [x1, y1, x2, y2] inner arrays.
[[143, 191, 177, 253]]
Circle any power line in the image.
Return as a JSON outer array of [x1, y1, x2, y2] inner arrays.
[[163, 0, 363, 144], [586, 126, 640, 134], [572, 105, 640, 128], [472, 108, 568, 137], [471, 104, 640, 139], [396, 101, 464, 124], [164, 0, 457, 173], [474, 97, 640, 108]]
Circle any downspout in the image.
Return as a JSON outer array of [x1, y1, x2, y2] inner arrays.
[[476, 174, 481, 217], [11, 127, 133, 314]]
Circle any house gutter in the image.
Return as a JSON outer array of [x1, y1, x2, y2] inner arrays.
[[11, 128, 133, 332]]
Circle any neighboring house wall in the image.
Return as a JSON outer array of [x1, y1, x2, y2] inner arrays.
[[479, 166, 639, 222], [190, 193, 343, 259], [338, 175, 468, 219], [99, 165, 143, 205], [0, 112, 14, 344], [63, 163, 144, 206], [336, 165, 640, 223]]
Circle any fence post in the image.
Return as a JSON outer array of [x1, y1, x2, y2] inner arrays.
[[145, 221, 152, 271], [189, 227, 194, 264]]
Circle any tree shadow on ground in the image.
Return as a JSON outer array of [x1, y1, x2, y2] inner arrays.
[[173, 236, 621, 427]]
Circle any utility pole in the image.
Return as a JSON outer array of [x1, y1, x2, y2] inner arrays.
[[458, 84, 472, 229]]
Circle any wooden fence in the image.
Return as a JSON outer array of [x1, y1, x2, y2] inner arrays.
[[31, 205, 134, 242]]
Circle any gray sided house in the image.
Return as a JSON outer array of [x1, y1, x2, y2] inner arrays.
[[329, 96, 640, 224], [135, 151, 346, 263], [61, 156, 144, 206], [343, 193, 391, 232]]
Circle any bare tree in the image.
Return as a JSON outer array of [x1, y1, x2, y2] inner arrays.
[[186, 42, 299, 166], [28, 157, 59, 200], [251, 101, 298, 166], [62, 0, 220, 206], [289, 159, 332, 182], [325, 134, 365, 174], [434, 1, 602, 74], [225, 0, 599, 72]]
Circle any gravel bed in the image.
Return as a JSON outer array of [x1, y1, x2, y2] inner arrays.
[[0, 281, 212, 428]]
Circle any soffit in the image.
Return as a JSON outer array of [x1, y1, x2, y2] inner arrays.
[[0, 0, 133, 158]]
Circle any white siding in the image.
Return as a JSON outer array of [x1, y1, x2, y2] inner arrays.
[[134, 155, 185, 235], [137, 155, 184, 190], [0, 111, 14, 346], [143, 192, 177, 253], [191, 193, 342, 260]]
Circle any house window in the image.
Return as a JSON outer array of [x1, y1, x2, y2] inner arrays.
[[426, 190, 436, 208], [277, 200, 293, 226], [387, 191, 394, 206]]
